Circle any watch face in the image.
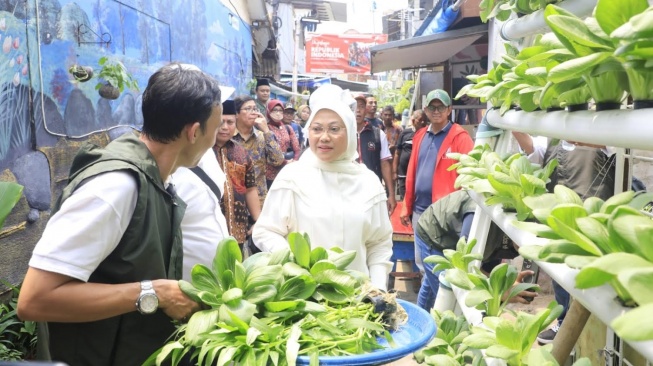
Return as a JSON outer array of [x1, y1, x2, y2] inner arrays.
[[139, 294, 158, 313]]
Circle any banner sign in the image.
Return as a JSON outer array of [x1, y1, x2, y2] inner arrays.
[[306, 33, 388, 74]]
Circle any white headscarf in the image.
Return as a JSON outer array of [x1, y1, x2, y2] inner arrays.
[[271, 85, 386, 206]]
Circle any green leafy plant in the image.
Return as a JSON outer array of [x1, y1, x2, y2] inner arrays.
[[0, 182, 23, 229], [95, 56, 139, 93], [146, 233, 400, 366], [545, 4, 635, 105], [414, 309, 484, 365], [462, 301, 562, 366], [0, 281, 38, 361], [425, 237, 539, 317], [449, 147, 558, 221], [611, 5, 653, 102]]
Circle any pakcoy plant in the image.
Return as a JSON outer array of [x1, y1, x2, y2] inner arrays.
[[0, 182, 23, 229], [414, 309, 484, 366], [146, 233, 398, 366], [462, 301, 563, 366], [611, 4, 653, 104], [545, 3, 636, 107], [426, 237, 539, 318]]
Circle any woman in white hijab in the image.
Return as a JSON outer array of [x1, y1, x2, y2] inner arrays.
[[252, 85, 393, 290]]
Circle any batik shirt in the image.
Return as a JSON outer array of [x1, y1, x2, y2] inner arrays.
[[266, 122, 301, 182], [214, 141, 256, 244], [384, 124, 403, 155], [233, 128, 284, 207]]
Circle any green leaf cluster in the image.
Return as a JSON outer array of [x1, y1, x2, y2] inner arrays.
[[448, 145, 558, 221], [414, 310, 484, 366], [480, 0, 561, 23], [146, 234, 392, 366], [95, 56, 139, 93], [515, 188, 653, 340], [0, 281, 37, 361], [462, 301, 562, 366]]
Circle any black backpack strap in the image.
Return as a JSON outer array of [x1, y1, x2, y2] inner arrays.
[[189, 166, 222, 200]]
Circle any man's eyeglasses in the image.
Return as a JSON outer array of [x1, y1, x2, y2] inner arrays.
[[240, 107, 259, 113], [425, 105, 448, 113], [309, 125, 345, 136]]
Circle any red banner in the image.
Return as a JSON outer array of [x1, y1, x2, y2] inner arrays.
[[305, 33, 388, 74]]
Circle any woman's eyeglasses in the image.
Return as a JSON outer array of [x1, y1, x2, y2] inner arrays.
[[240, 107, 259, 113], [309, 125, 345, 136], [270, 108, 284, 113]]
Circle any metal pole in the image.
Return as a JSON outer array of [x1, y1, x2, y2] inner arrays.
[[292, 16, 299, 97]]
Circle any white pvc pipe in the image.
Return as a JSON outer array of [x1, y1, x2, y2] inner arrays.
[[467, 191, 653, 362], [500, 0, 597, 41], [486, 108, 653, 152]]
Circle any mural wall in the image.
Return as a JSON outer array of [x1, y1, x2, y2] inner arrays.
[[0, 0, 252, 290]]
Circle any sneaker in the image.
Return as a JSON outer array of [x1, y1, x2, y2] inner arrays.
[[537, 323, 560, 345]]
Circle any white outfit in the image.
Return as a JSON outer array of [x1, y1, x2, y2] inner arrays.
[[30, 171, 138, 281], [253, 87, 393, 290], [174, 149, 229, 281], [379, 129, 392, 160]]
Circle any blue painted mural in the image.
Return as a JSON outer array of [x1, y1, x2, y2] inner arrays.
[[0, 0, 252, 171]]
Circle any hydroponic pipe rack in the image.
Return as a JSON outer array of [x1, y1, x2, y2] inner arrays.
[[467, 191, 653, 362], [486, 108, 653, 151]]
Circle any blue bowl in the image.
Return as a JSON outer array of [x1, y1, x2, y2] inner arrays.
[[296, 299, 436, 365]]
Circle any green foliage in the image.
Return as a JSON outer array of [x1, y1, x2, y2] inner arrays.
[[94, 56, 139, 93], [0, 182, 23, 229], [146, 235, 393, 366], [449, 145, 558, 221], [0, 282, 38, 361], [463, 301, 562, 366], [414, 310, 484, 365]]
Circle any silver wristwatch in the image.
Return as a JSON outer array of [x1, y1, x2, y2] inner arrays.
[[136, 280, 159, 314]]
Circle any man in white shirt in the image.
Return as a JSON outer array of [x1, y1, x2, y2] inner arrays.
[[17, 63, 224, 365], [174, 148, 230, 281]]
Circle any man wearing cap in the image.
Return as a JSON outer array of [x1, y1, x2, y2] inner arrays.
[[213, 100, 260, 254], [254, 78, 271, 116], [283, 103, 304, 148], [354, 94, 397, 215], [399, 89, 474, 275]]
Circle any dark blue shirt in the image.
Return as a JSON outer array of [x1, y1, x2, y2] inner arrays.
[[414, 122, 452, 214]]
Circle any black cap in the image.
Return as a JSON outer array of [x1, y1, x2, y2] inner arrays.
[[256, 78, 270, 88], [222, 100, 236, 115], [284, 103, 296, 112]]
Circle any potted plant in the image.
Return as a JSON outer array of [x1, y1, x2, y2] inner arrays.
[[68, 64, 93, 82], [95, 56, 139, 100]]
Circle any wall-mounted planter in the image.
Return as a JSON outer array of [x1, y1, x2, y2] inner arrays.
[[98, 83, 119, 100], [68, 65, 93, 82]]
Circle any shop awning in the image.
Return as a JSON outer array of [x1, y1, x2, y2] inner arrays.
[[370, 24, 488, 74]]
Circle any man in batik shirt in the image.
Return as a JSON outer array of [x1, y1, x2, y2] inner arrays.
[[215, 100, 260, 249], [232, 95, 285, 208]]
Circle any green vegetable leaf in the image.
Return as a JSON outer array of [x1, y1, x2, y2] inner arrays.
[[186, 309, 220, 346], [329, 250, 357, 270], [309, 260, 337, 276], [611, 303, 653, 341], [288, 232, 311, 269], [213, 237, 242, 289], [576, 253, 653, 289], [595, 0, 649, 36], [0, 182, 23, 228], [277, 275, 317, 301], [243, 284, 277, 304], [191, 264, 222, 293]]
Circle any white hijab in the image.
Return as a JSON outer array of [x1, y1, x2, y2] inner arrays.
[[270, 85, 386, 207]]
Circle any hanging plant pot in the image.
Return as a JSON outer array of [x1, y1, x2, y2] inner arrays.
[[68, 65, 93, 82], [98, 83, 120, 100]]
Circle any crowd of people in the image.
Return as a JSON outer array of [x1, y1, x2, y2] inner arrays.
[[16, 62, 567, 365]]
